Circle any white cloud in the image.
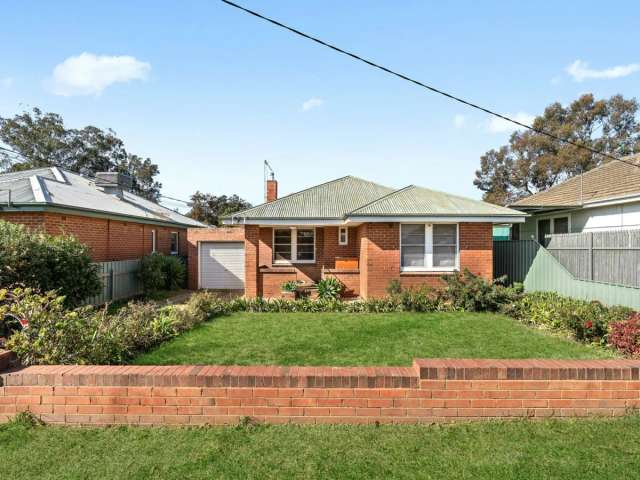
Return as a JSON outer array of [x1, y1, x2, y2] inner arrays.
[[487, 112, 535, 134], [566, 59, 640, 82], [453, 114, 466, 128], [49, 53, 151, 96], [0, 77, 13, 88], [301, 97, 324, 112]]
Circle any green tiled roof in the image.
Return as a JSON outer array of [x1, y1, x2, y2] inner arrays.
[[229, 176, 526, 221], [230, 176, 394, 220], [349, 185, 522, 217]]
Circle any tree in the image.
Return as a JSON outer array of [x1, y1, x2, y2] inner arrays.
[[187, 192, 252, 225], [0, 108, 162, 201], [474, 94, 640, 205]]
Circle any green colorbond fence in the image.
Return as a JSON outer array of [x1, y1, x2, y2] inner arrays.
[[494, 240, 640, 310], [85, 259, 142, 305]]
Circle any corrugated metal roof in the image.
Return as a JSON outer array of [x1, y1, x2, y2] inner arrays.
[[232, 176, 395, 220], [0, 167, 204, 227], [349, 185, 523, 217], [512, 154, 640, 208], [230, 175, 525, 221]]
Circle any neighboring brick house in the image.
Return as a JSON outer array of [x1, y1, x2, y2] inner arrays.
[[0, 167, 204, 261], [191, 176, 526, 298]]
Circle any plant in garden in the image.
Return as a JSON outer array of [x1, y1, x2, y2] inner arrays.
[[316, 277, 344, 300], [386, 279, 402, 296], [441, 269, 520, 312], [139, 253, 186, 294], [281, 280, 302, 293], [0, 220, 101, 306], [608, 313, 640, 357]]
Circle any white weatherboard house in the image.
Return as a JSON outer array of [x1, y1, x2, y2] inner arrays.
[[510, 154, 640, 243]]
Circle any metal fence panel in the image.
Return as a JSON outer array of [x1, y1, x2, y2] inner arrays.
[[546, 230, 640, 288], [493, 240, 539, 284], [85, 259, 142, 305]]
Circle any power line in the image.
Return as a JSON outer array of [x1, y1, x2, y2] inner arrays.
[[0, 144, 193, 205], [221, 0, 640, 170]]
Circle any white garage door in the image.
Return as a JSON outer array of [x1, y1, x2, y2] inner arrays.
[[199, 242, 245, 290]]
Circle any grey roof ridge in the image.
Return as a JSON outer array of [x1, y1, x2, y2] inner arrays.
[[228, 175, 393, 219], [347, 184, 415, 216]]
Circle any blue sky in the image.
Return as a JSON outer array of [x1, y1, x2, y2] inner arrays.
[[2, 1, 640, 210]]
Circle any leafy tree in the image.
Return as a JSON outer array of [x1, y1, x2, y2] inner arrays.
[[474, 94, 640, 205], [0, 108, 162, 201], [187, 192, 252, 225]]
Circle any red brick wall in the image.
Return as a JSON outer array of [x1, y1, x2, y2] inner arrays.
[[2, 359, 638, 426], [0, 211, 188, 262], [186, 227, 246, 290], [459, 222, 493, 280], [239, 222, 493, 298], [244, 225, 260, 297], [360, 222, 494, 298]]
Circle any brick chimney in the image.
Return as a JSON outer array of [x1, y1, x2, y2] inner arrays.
[[95, 172, 133, 200], [266, 178, 278, 203]]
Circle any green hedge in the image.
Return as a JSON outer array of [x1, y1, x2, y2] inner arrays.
[[0, 221, 101, 306], [139, 253, 186, 294]]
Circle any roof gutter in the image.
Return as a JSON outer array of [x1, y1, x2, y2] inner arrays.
[[0, 203, 203, 229]]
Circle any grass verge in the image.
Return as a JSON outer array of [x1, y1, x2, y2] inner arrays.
[[1, 415, 638, 479]]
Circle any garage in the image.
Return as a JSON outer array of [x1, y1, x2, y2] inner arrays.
[[199, 241, 245, 290]]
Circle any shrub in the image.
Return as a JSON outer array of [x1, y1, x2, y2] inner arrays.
[[139, 254, 165, 293], [0, 220, 101, 306], [139, 254, 186, 294], [281, 280, 301, 293], [386, 279, 402, 296], [504, 291, 632, 344], [163, 256, 186, 290], [440, 269, 521, 312], [608, 313, 640, 357], [316, 277, 344, 300]]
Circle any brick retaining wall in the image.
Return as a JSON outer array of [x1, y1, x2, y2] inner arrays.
[[1, 359, 639, 426]]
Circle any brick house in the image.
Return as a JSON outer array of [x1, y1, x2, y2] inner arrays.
[[189, 176, 526, 298], [0, 167, 204, 261]]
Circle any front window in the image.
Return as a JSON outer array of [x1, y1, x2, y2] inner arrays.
[[273, 228, 315, 263], [170, 232, 179, 255], [400, 223, 458, 271], [553, 217, 569, 234]]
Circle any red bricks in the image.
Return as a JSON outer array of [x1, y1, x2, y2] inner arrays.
[[0, 212, 188, 261], [1, 359, 638, 426]]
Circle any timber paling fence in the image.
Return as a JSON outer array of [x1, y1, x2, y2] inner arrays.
[[493, 238, 640, 310], [85, 259, 143, 305], [545, 230, 640, 288]]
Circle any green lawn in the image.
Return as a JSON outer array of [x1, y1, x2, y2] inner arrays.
[[133, 312, 614, 366], [2, 416, 639, 479]]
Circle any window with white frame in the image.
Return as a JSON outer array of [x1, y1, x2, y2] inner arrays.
[[400, 223, 458, 271], [151, 229, 157, 253], [170, 232, 179, 255], [273, 227, 315, 263], [338, 227, 348, 245]]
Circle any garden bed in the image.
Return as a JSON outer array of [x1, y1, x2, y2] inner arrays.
[[133, 312, 615, 366]]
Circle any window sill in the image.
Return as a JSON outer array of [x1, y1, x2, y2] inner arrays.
[[272, 261, 315, 265], [400, 268, 459, 276]]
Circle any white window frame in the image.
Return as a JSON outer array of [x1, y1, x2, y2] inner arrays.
[[400, 223, 459, 272], [170, 231, 179, 255], [338, 227, 348, 245], [151, 229, 157, 253], [272, 227, 316, 264]]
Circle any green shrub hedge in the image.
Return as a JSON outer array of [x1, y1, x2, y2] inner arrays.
[[0, 221, 101, 306], [3, 270, 640, 365], [139, 253, 186, 294]]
